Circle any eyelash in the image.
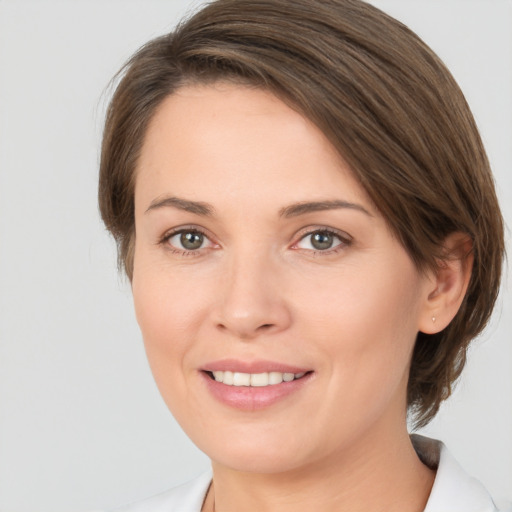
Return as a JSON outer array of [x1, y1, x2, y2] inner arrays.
[[292, 227, 352, 255], [159, 226, 352, 256], [159, 226, 213, 257]]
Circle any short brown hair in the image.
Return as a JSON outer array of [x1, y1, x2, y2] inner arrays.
[[99, 0, 504, 427]]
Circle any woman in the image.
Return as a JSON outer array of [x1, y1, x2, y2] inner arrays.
[[99, 0, 507, 510]]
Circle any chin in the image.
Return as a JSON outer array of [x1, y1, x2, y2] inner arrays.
[[211, 448, 311, 475], [188, 421, 323, 475]]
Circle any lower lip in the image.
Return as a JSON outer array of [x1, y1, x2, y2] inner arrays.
[[200, 372, 313, 411]]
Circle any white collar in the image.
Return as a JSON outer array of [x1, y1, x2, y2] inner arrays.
[[412, 434, 502, 512]]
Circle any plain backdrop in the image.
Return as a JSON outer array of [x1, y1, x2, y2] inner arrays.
[[0, 1, 510, 511]]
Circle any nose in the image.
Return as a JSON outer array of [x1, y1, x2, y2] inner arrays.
[[213, 251, 292, 340]]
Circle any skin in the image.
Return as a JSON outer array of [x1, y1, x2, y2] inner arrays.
[[132, 83, 471, 512]]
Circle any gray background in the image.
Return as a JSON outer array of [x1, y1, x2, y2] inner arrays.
[[0, 1, 510, 511]]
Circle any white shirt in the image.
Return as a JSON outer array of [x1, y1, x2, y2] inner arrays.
[[113, 436, 511, 512]]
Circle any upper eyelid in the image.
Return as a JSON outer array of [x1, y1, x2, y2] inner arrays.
[[160, 227, 216, 255], [294, 226, 352, 243], [158, 225, 352, 249], [160, 225, 212, 242]]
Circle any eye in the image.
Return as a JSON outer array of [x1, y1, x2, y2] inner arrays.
[[295, 229, 349, 252], [163, 229, 214, 253]]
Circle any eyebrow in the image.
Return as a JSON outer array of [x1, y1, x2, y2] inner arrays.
[[145, 195, 372, 218], [145, 196, 215, 216], [279, 200, 372, 218]]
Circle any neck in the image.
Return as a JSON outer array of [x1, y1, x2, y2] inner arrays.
[[205, 422, 435, 512]]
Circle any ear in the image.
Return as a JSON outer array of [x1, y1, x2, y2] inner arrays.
[[419, 232, 474, 334]]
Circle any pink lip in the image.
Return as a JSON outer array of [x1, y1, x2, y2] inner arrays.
[[202, 358, 310, 374], [199, 359, 314, 411]]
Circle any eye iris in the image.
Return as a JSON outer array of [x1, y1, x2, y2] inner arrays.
[[311, 231, 333, 250], [180, 231, 204, 250]]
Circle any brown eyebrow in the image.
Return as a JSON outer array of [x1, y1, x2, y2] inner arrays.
[[145, 196, 371, 219], [145, 196, 215, 216], [279, 200, 372, 218]]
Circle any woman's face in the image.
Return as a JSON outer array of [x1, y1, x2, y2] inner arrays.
[[132, 84, 435, 474]]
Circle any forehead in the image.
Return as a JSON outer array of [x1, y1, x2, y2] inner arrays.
[[135, 83, 373, 214]]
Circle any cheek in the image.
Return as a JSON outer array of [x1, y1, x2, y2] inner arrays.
[[131, 266, 207, 383], [133, 252, 212, 334], [294, 259, 421, 341], [294, 259, 424, 397], [131, 269, 211, 425]]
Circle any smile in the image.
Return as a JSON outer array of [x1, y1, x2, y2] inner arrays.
[[201, 364, 313, 410], [209, 371, 307, 387]]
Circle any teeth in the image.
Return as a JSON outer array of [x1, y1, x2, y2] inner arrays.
[[222, 371, 234, 385], [233, 372, 251, 386], [213, 371, 226, 384], [268, 372, 283, 385], [250, 373, 269, 387], [210, 371, 307, 387]]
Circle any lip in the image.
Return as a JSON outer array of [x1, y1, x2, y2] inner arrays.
[[200, 359, 314, 411], [202, 358, 310, 374]]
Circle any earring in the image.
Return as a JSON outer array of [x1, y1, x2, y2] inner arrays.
[[432, 316, 436, 324]]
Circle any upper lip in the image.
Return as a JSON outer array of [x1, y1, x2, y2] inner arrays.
[[202, 359, 311, 374]]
